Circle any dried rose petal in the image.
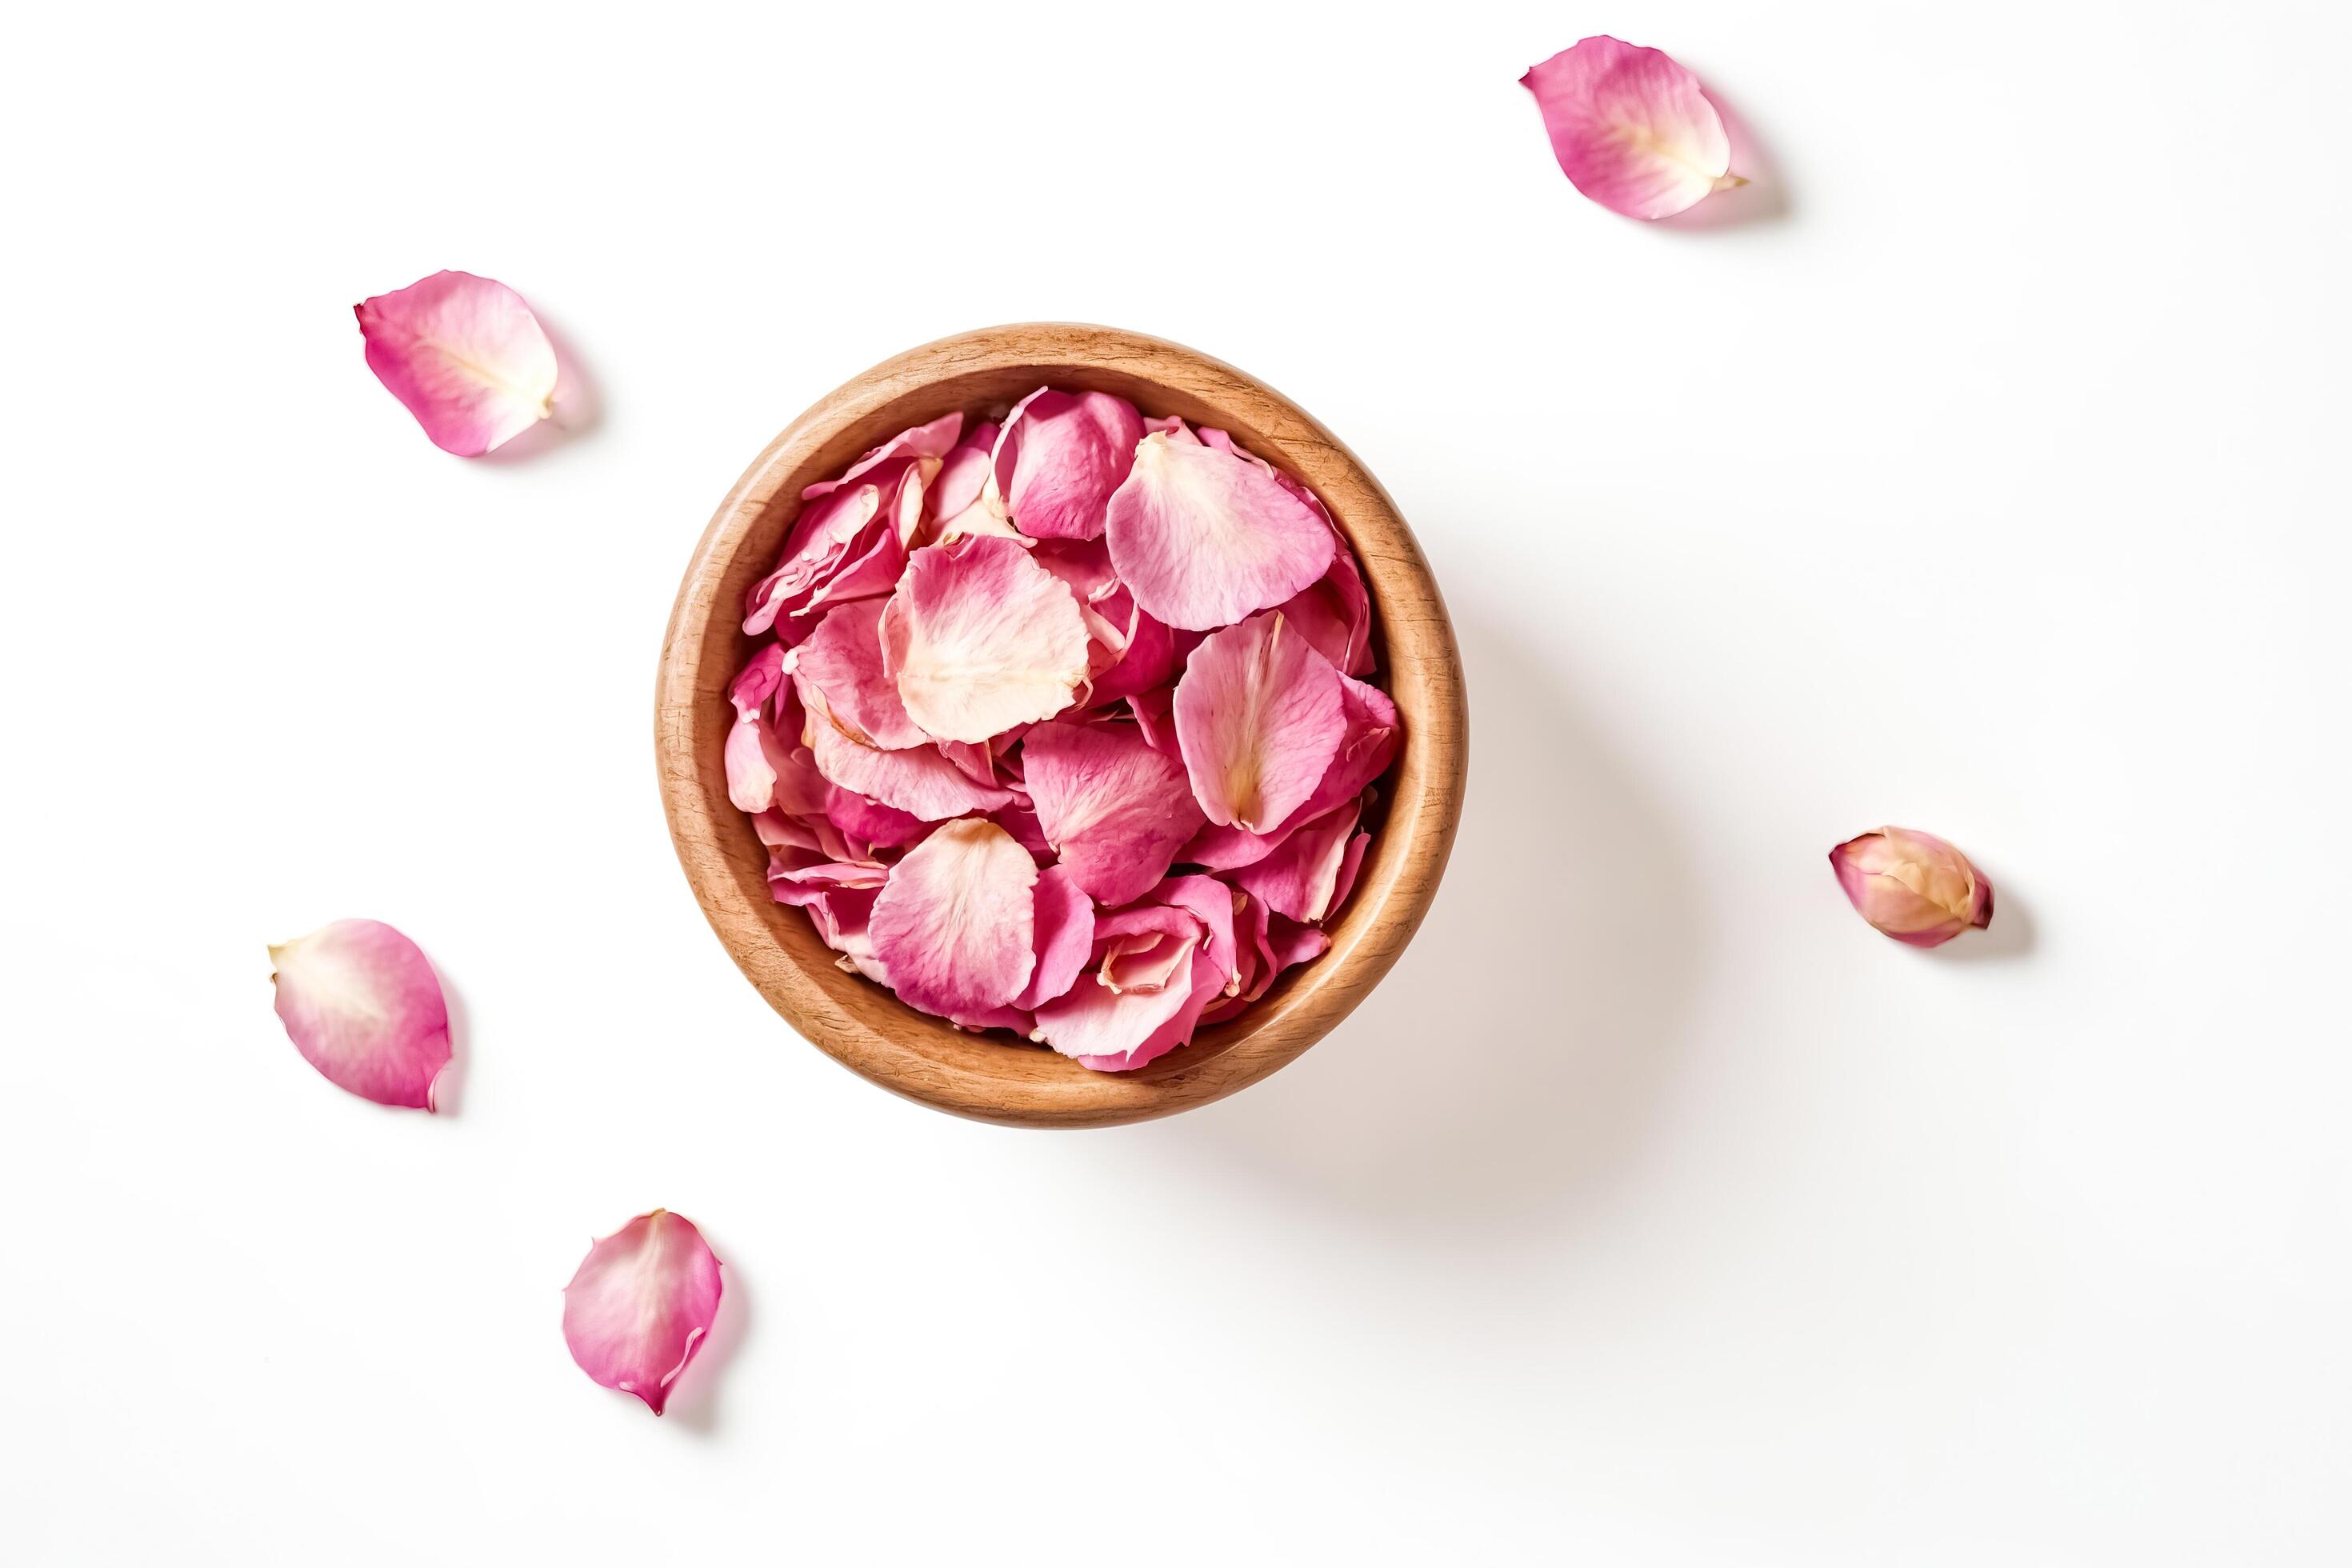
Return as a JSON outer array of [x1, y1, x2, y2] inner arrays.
[[1011, 864, 1095, 1011], [790, 598, 926, 750], [1184, 674, 1397, 870], [1273, 545, 1374, 678], [869, 819, 1039, 1017], [1033, 876, 1238, 1071], [1231, 798, 1362, 923], [268, 919, 452, 1110], [354, 270, 558, 457], [562, 1209, 723, 1416], [1830, 827, 1994, 947], [803, 414, 962, 500], [991, 388, 1146, 540], [797, 674, 1014, 820], [1521, 36, 1744, 221], [1022, 720, 1204, 905], [1105, 432, 1337, 631], [881, 536, 1090, 743], [743, 484, 884, 636], [1174, 611, 1347, 834]]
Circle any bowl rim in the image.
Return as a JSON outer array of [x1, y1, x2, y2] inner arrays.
[[655, 322, 1466, 1127]]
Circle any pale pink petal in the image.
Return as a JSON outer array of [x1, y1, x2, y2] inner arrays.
[[1021, 721, 1205, 904], [1830, 827, 1995, 947], [869, 819, 1039, 1017], [1071, 951, 1228, 1073], [769, 858, 890, 905], [1090, 904, 1202, 994], [1173, 610, 1346, 833], [1231, 798, 1362, 922], [1011, 865, 1095, 1011], [268, 919, 451, 1110], [937, 738, 1002, 786], [1034, 962, 1199, 1063], [798, 674, 1014, 820], [1147, 874, 1239, 988], [1142, 414, 1197, 442], [727, 644, 786, 720], [880, 535, 1090, 743], [1030, 537, 1122, 606], [1106, 433, 1338, 630], [803, 414, 962, 498], [1521, 36, 1742, 221], [561, 1210, 724, 1416], [1183, 674, 1398, 868], [723, 709, 795, 813], [991, 387, 1146, 540], [789, 598, 926, 749], [354, 270, 557, 457], [926, 420, 999, 519]]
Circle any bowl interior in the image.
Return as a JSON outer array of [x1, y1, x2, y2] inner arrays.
[[657, 325, 1464, 1126]]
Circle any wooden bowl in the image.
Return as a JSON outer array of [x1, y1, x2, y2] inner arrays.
[[656, 324, 1466, 1127]]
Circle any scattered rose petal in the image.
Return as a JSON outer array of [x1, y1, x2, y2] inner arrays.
[[269, 919, 452, 1110], [1174, 610, 1346, 833], [881, 536, 1090, 743], [1022, 721, 1205, 904], [561, 1209, 724, 1417], [991, 388, 1146, 540], [1830, 827, 1994, 947], [869, 819, 1039, 1017], [1106, 432, 1337, 630], [1521, 36, 1744, 221], [354, 270, 558, 457]]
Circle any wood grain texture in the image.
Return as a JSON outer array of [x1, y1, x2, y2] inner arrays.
[[655, 324, 1467, 1127]]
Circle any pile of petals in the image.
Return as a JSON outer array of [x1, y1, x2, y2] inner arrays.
[[725, 391, 1400, 1072]]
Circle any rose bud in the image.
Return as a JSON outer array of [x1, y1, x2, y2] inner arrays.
[[1828, 827, 1994, 947]]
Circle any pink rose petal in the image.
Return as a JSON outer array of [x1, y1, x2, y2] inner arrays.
[[1272, 546, 1374, 678], [1174, 610, 1347, 834], [743, 483, 884, 636], [869, 819, 1039, 1018], [354, 270, 557, 457], [1021, 720, 1205, 904], [1011, 864, 1095, 1011], [1183, 674, 1398, 869], [269, 919, 452, 1110], [797, 674, 1014, 820], [991, 387, 1146, 540], [880, 535, 1090, 743], [803, 414, 962, 500], [1521, 36, 1744, 221], [1231, 798, 1362, 922], [826, 786, 926, 851], [789, 598, 926, 750], [1106, 431, 1336, 631], [561, 1209, 724, 1417], [1328, 826, 1372, 917]]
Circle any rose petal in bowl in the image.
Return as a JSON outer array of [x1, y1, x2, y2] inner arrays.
[[991, 388, 1146, 540], [1520, 36, 1743, 221], [869, 819, 1040, 1018], [880, 535, 1090, 743], [561, 1209, 724, 1416], [797, 674, 1014, 820], [1022, 720, 1204, 905], [1174, 610, 1346, 833], [790, 598, 926, 749], [1106, 432, 1336, 630], [269, 919, 452, 1110], [354, 270, 558, 457]]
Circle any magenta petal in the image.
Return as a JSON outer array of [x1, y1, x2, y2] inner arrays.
[[1521, 36, 1742, 220], [1272, 546, 1374, 678], [1012, 864, 1096, 1010], [269, 919, 452, 1110], [881, 536, 1091, 742], [869, 819, 1039, 1017], [562, 1210, 724, 1416], [742, 484, 883, 636], [1021, 721, 1205, 905], [354, 270, 557, 457], [991, 387, 1146, 540], [790, 598, 926, 749], [1174, 610, 1347, 833], [1106, 431, 1336, 630]]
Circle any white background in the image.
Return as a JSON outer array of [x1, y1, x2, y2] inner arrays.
[[4, 1, 2346, 1562]]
